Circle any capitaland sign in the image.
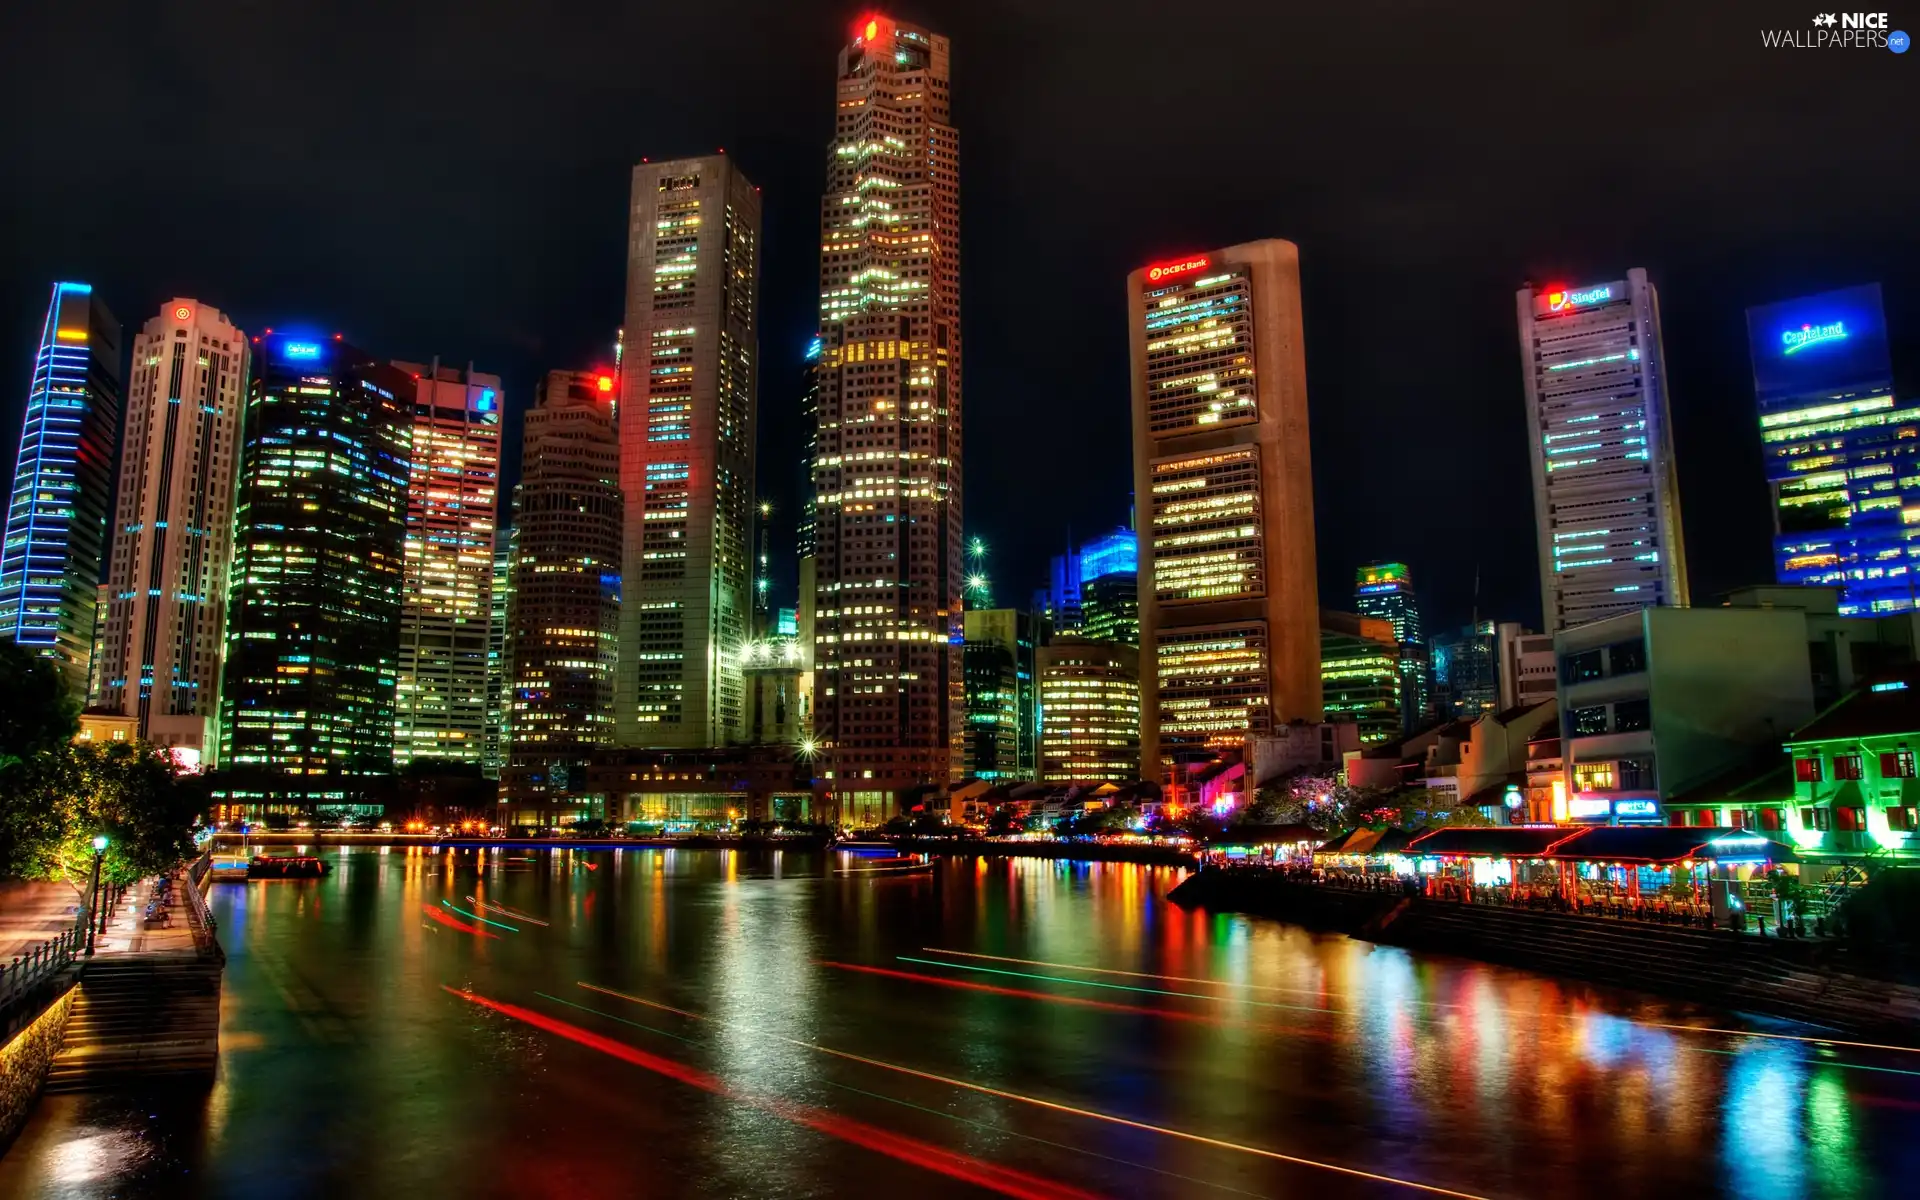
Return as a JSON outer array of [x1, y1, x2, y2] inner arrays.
[[1146, 256, 1212, 283], [1545, 284, 1613, 312], [1781, 320, 1848, 355]]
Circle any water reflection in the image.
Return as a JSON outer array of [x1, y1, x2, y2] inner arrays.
[[0, 848, 1912, 1199]]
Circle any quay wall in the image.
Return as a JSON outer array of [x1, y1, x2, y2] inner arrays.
[[1169, 872, 1920, 1038], [0, 978, 77, 1151]]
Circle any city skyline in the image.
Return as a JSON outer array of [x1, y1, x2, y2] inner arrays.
[[8, 6, 1915, 637]]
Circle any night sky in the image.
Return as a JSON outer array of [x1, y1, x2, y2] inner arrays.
[[4, 1, 1916, 634]]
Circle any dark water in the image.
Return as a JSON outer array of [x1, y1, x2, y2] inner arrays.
[[2, 846, 1916, 1199]]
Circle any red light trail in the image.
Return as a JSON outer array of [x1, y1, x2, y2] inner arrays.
[[444, 987, 1103, 1200], [575, 982, 1487, 1199], [893, 954, 1336, 1015], [422, 904, 497, 939]]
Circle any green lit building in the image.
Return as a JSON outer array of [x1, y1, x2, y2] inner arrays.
[[218, 333, 413, 808], [963, 608, 1038, 781], [1320, 610, 1403, 745]]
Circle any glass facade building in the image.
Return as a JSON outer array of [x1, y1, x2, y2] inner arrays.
[[1078, 528, 1138, 646], [1130, 241, 1321, 770], [1432, 621, 1500, 720], [219, 334, 413, 797], [1747, 284, 1910, 615], [1517, 271, 1688, 632], [1354, 561, 1429, 731], [391, 360, 501, 767], [1320, 612, 1403, 745], [1, 282, 122, 696], [93, 299, 247, 763], [963, 607, 1037, 781]]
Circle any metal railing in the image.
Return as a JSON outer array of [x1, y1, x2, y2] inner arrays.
[[0, 919, 84, 1033], [179, 858, 224, 964]]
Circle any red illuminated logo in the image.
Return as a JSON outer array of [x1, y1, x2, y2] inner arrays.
[[855, 14, 880, 41], [1545, 290, 1568, 311], [1146, 256, 1212, 283], [173, 305, 192, 322], [597, 375, 615, 393]]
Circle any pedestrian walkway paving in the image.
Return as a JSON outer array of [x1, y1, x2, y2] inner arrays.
[[0, 879, 83, 961]]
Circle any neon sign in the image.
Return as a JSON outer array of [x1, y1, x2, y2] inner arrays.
[[1146, 255, 1212, 283], [1545, 284, 1612, 312], [283, 342, 322, 360], [1781, 321, 1847, 355], [172, 305, 192, 322]]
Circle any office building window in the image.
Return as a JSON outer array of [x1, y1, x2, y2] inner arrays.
[[1562, 649, 1603, 683], [1612, 698, 1650, 733], [1607, 638, 1647, 675], [1568, 705, 1609, 736]]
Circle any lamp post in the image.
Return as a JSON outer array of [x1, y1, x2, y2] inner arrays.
[[84, 835, 108, 956]]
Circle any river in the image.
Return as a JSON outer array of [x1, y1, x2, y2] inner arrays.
[[0, 845, 1912, 1198]]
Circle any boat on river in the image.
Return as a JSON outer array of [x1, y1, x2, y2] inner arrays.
[[836, 853, 933, 876], [247, 855, 332, 879]]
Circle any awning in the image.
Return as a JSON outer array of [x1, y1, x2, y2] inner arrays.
[[1544, 826, 1800, 865], [1211, 823, 1320, 848]]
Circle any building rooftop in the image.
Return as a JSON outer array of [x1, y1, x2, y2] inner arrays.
[[1788, 662, 1920, 743]]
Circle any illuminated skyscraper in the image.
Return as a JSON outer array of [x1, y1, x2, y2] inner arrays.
[[390, 360, 501, 767], [1431, 621, 1500, 720], [811, 14, 963, 823], [1517, 271, 1688, 632], [1129, 240, 1320, 774], [1077, 528, 1139, 646], [484, 531, 512, 779], [1319, 611, 1402, 745], [1038, 637, 1141, 784], [1, 282, 122, 695], [617, 154, 761, 749], [505, 370, 621, 815], [93, 299, 247, 762], [1354, 562, 1429, 730], [963, 607, 1037, 781], [1746, 284, 1912, 614], [219, 334, 412, 800]]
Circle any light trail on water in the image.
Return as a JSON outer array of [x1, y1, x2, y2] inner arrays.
[[443, 986, 1104, 1200], [440, 900, 517, 932], [576, 982, 1487, 1199], [894, 954, 1336, 1014]]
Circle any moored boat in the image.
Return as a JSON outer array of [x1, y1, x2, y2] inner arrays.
[[247, 854, 332, 879]]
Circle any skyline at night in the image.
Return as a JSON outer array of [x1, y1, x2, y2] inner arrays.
[[7, 4, 1916, 636]]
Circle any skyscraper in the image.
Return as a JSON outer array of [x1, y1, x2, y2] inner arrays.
[[219, 333, 412, 802], [963, 607, 1037, 781], [1038, 637, 1141, 784], [1354, 562, 1430, 731], [1129, 240, 1320, 775], [1517, 272, 1688, 632], [1431, 621, 1500, 720], [1319, 611, 1403, 745], [92, 299, 248, 763], [1077, 528, 1139, 646], [504, 370, 622, 816], [811, 14, 963, 822], [2, 282, 122, 695], [484, 531, 512, 779], [390, 360, 502, 768], [1746, 284, 1912, 615], [617, 154, 761, 750]]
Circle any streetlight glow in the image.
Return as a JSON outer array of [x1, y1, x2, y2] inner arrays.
[[92, 835, 109, 852]]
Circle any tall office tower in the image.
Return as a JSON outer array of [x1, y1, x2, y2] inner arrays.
[[618, 154, 761, 749], [389, 360, 502, 767], [1517, 272, 1689, 632], [1319, 611, 1403, 745], [504, 370, 622, 811], [1077, 528, 1139, 646], [92, 300, 247, 762], [811, 14, 963, 821], [1, 282, 122, 695], [1431, 621, 1500, 720], [1129, 240, 1320, 775], [1747, 285, 1912, 615], [483, 532, 512, 778], [220, 334, 412, 798], [1038, 636, 1141, 784], [1037, 549, 1083, 633], [1354, 562, 1431, 731], [962, 607, 1037, 781]]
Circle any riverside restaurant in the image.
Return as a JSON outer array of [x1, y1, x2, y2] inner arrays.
[[1312, 826, 1800, 924]]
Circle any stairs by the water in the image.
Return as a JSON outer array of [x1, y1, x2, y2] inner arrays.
[[44, 954, 221, 1092]]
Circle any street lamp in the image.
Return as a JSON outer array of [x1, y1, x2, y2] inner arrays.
[[85, 835, 108, 956]]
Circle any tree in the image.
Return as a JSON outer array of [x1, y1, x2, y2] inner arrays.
[[2, 740, 198, 887], [0, 640, 79, 772], [1231, 786, 1291, 827]]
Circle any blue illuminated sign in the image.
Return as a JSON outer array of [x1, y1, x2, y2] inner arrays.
[[476, 388, 497, 412], [1781, 321, 1847, 355], [1748, 284, 1891, 405], [1546, 284, 1613, 312], [1613, 799, 1659, 818], [283, 342, 322, 360]]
